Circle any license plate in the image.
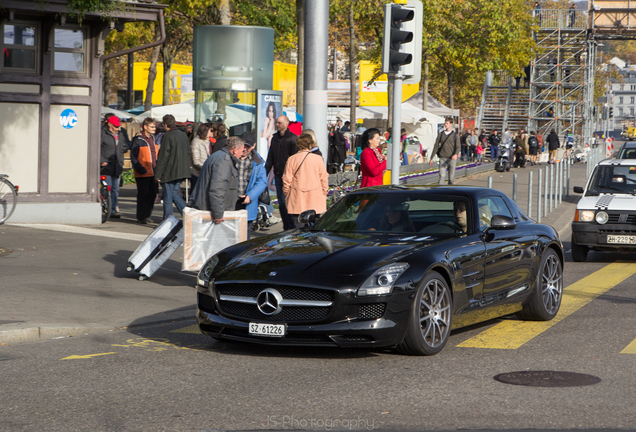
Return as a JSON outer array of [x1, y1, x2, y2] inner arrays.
[[249, 323, 286, 337], [607, 235, 636, 244]]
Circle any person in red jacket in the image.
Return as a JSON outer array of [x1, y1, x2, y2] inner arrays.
[[130, 117, 160, 224], [360, 128, 387, 187]]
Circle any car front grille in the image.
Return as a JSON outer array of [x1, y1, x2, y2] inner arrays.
[[217, 284, 335, 302], [219, 301, 330, 322], [599, 229, 636, 235], [222, 328, 330, 343], [215, 284, 335, 323], [358, 303, 386, 320]]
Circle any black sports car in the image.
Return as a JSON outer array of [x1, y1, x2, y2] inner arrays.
[[196, 186, 564, 355]]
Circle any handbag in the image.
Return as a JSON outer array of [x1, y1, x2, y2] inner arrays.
[[258, 188, 270, 205]]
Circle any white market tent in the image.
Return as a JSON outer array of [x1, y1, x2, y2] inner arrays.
[[132, 101, 253, 127], [101, 106, 134, 120], [336, 102, 445, 156]]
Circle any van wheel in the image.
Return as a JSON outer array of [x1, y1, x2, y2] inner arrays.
[[571, 238, 588, 262]]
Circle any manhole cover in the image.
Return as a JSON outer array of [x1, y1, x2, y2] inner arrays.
[[0, 247, 12, 257], [494, 371, 601, 387]]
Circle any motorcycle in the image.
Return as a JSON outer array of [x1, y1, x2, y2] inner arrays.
[[495, 143, 512, 172]]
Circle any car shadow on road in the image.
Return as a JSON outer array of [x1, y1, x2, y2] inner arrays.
[[125, 308, 382, 359]]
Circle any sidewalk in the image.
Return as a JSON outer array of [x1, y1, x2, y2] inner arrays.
[[0, 162, 585, 344]]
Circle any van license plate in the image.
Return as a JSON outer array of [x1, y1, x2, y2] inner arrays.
[[607, 235, 636, 244]]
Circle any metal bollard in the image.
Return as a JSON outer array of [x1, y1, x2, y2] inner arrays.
[[566, 158, 570, 197], [544, 166, 548, 217], [538, 169, 543, 223], [513, 173, 518, 203], [488, 176, 493, 189], [549, 163, 554, 212], [556, 161, 560, 207], [528, 171, 533, 219]]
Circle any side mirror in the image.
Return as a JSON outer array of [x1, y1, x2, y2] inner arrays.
[[573, 186, 584, 194], [490, 215, 517, 230], [298, 209, 316, 225]]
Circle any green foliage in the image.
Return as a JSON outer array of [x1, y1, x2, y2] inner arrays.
[[62, 0, 123, 22], [121, 169, 136, 186]]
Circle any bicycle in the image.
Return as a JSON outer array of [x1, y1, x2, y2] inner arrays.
[[0, 174, 18, 224], [100, 175, 112, 223]]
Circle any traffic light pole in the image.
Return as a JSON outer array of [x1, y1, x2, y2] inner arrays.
[[391, 77, 402, 185]]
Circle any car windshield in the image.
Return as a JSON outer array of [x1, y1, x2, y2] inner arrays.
[[619, 147, 636, 159], [314, 192, 470, 236], [586, 165, 636, 196]]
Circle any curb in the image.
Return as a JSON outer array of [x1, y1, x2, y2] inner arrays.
[[0, 309, 196, 345]]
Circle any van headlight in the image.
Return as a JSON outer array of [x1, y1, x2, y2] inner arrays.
[[578, 210, 595, 222], [358, 263, 409, 296], [595, 211, 609, 224]]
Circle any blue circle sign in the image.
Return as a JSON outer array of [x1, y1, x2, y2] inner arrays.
[[60, 109, 78, 129]]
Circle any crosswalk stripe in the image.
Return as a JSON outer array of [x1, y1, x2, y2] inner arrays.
[[621, 339, 636, 355], [456, 262, 636, 350]]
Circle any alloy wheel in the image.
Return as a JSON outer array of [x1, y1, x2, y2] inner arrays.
[[541, 254, 563, 315], [419, 279, 452, 348]]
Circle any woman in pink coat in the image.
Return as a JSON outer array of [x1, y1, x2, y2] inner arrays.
[[360, 128, 387, 187], [283, 133, 329, 228]]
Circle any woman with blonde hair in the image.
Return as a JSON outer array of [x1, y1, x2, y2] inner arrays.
[[283, 133, 329, 228]]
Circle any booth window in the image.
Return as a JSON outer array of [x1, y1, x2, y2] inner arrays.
[[52, 27, 86, 75], [1, 22, 38, 73]]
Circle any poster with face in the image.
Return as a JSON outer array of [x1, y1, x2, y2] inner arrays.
[[256, 90, 283, 161]]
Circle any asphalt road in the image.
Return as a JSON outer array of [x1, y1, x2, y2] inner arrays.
[[2, 241, 636, 432]]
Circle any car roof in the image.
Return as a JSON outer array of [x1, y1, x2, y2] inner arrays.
[[351, 185, 509, 200], [620, 142, 636, 149]]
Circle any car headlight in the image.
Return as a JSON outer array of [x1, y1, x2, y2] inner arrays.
[[197, 255, 219, 288], [358, 263, 409, 296], [595, 211, 609, 224], [578, 210, 595, 222]]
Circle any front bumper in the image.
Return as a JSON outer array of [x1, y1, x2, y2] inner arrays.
[[572, 221, 636, 250], [196, 288, 415, 348]]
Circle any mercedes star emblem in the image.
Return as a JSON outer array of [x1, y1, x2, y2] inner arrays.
[[269, 271, 277, 277], [256, 288, 283, 315]]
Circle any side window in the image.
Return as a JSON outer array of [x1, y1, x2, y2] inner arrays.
[[52, 27, 87, 76], [1, 22, 39, 73], [478, 196, 513, 230]]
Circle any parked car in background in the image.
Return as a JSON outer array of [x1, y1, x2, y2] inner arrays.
[[617, 141, 636, 159], [196, 186, 564, 356]]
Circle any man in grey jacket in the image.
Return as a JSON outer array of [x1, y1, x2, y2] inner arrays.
[[429, 117, 462, 185], [155, 114, 191, 219], [189, 136, 244, 224]]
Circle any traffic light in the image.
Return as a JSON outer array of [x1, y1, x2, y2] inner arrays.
[[609, 107, 614, 118], [381, 1, 422, 82]]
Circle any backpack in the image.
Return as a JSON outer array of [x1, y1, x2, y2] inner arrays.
[[529, 136, 538, 148]]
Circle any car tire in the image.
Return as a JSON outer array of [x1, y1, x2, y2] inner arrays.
[[516, 248, 563, 321], [571, 238, 588, 262], [398, 271, 452, 356]]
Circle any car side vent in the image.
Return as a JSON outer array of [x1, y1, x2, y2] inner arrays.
[[358, 303, 386, 320]]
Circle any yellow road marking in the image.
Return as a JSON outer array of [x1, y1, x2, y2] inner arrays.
[[457, 262, 636, 350], [169, 324, 201, 334], [61, 352, 117, 360], [621, 339, 636, 355]]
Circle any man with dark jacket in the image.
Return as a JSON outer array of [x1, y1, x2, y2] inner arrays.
[[546, 129, 560, 164], [189, 136, 245, 223], [429, 117, 462, 185], [100, 116, 127, 219], [265, 115, 298, 230], [130, 117, 159, 224], [154, 114, 191, 220], [488, 129, 501, 161]]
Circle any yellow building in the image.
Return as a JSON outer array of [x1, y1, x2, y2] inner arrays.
[[358, 61, 419, 106], [133, 62, 193, 105]]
